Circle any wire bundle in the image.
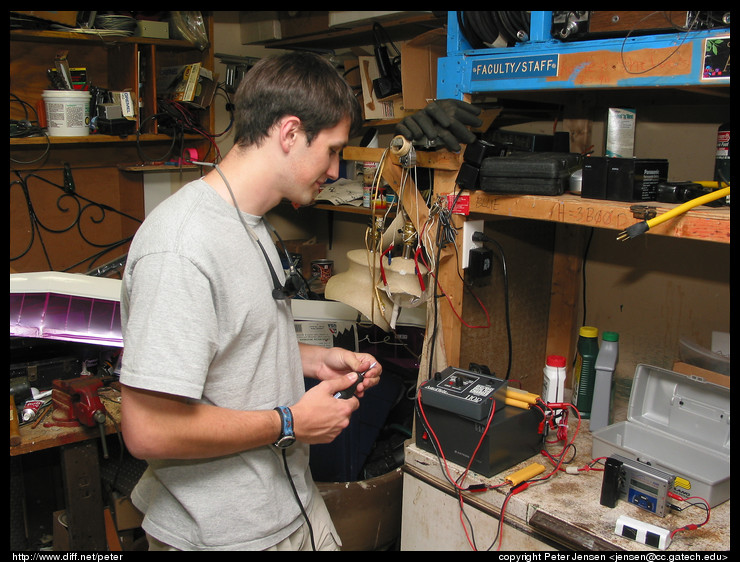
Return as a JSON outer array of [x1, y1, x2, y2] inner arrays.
[[456, 11, 531, 48], [93, 14, 138, 35], [136, 97, 226, 164]]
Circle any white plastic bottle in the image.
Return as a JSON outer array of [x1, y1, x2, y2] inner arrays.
[[589, 331, 619, 431], [542, 355, 566, 404]]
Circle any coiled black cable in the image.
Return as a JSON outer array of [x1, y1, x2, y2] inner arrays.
[[458, 11, 531, 48]]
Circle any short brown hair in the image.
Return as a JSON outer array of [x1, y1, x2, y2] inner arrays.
[[233, 52, 362, 148]]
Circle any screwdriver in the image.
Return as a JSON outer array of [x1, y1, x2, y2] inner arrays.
[[334, 362, 377, 399]]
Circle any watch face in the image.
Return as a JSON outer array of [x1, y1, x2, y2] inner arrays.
[[276, 435, 296, 448]]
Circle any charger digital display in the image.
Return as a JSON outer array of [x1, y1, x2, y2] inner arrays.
[[420, 367, 507, 420]]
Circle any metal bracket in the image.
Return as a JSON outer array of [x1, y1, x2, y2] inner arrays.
[[629, 205, 657, 220]]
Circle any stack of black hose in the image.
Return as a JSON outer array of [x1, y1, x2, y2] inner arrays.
[[456, 11, 531, 48]]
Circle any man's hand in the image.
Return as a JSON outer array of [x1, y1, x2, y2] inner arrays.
[[291, 375, 362, 444]]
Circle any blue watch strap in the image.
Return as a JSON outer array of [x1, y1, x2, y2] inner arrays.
[[274, 406, 294, 439]]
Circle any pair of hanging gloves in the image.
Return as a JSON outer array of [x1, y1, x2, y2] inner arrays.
[[394, 99, 483, 152]]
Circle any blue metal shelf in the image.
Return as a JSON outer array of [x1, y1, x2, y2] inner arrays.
[[438, 11, 729, 98]]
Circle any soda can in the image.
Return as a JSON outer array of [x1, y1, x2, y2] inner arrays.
[[311, 259, 334, 285]]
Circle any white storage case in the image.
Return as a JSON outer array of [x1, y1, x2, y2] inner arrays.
[[591, 364, 729, 508]]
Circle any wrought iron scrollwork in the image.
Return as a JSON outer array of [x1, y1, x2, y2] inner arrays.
[[10, 169, 142, 274]]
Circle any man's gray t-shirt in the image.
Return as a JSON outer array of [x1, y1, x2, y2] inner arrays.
[[120, 178, 311, 550]]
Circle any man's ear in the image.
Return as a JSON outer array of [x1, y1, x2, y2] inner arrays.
[[277, 115, 303, 152]]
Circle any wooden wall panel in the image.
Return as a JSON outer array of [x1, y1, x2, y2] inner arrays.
[[458, 217, 555, 393], [10, 166, 144, 274]]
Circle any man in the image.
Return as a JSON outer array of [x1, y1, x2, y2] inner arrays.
[[119, 52, 381, 551]]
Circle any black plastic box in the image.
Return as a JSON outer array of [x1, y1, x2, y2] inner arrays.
[[606, 158, 669, 201], [416, 400, 544, 477], [479, 152, 583, 196], [581, 157, 610, 199], [581, 157, 669, 202]]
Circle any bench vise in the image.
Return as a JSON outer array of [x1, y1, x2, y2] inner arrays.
[[45, 376, 109, 457]]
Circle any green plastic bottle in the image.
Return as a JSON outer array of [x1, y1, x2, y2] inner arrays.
[[572, 326, 599, 418]]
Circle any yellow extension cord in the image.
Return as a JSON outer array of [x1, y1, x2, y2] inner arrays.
[[617, 186, 730, 241]]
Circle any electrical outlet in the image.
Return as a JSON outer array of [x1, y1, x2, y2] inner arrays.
[[462, 219, 484, 269], [615, 515, 671, 550]]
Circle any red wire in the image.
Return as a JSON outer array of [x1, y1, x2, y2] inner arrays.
[[413, 245, 426, 291], [417, 240, 490, 329], [416, 381, 497, 492], [668, 494, 711, 538], [419, 390, 591, 550], [379, 244, 393, 285]]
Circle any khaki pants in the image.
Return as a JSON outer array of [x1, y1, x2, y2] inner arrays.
[[147, 486, 341, 551]]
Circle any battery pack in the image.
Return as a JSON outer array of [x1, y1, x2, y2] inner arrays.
[[582, 157, 669, 201], [416, 399, 544, 477], [417, 368, 544, 477]]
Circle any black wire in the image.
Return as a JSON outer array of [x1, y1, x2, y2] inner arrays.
[[581, 227, 594, 327], [281, 449, 316, 551], [426, 217, 445, 382], [10, 93, 52, 165], [135, 112, 180, 162], [470, 231, 513, 380]]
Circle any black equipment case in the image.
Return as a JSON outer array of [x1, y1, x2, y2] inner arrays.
[[479, 151, 583, 196]]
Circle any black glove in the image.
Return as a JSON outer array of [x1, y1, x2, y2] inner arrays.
[[395, 99, 483, 152]]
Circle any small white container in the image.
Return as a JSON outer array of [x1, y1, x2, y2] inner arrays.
[[42, 90, 91, 137], [541, 354, 566, 403]]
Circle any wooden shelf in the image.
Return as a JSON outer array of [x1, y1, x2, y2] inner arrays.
[[10, 28, 198, 49], [11, 133, 206, 146], [464, 191, 730, 244], [258, 13, 445, 51], [341, 146, 729, 244]]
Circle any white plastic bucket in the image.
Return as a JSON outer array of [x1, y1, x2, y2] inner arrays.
[[42, 90, 91, 136]]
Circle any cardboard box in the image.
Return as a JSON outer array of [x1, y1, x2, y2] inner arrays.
[[135, 20, 169, 39], [672, 361, 729, 389], [401, 28, 446, 110], [605, 107, 636, 158], [358, 56, 415, 121], [239, 11, 282, 43], [317, 468, 403, 551], [281, 239, 328, 280], [279, 11, 329, 38], [112, 495, 144, 531], [12, 11, 78, 27], [157, 63, 218, 109], [52, 510, 70, 550]]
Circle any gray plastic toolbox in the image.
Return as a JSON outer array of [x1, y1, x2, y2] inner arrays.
[[591, 364, 730, 508]]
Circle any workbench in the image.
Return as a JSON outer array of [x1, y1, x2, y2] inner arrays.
[[10, 386, 124, 550], [400, 402, 730, 551]]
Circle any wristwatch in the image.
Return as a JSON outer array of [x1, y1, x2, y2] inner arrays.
[[273, 406, 296, 448]]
